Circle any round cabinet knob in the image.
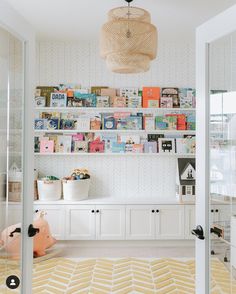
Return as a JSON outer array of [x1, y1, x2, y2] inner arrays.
[[156, 210, 159, 213], [215, 209, 219, 213], [151, 210, 155, 213], [211, 209, 214, 213], [96, 210, 100, 213], [91, 210, 95, 213]]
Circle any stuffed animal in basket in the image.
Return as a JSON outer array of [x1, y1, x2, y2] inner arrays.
[[0, 211, 56, 259]]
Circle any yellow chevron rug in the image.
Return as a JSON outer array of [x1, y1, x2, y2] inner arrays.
[[1, 258, 236, 293]]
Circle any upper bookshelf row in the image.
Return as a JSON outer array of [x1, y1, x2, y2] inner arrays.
[[35, 85, 196, 109]]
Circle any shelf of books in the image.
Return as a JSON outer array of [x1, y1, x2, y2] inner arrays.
[[34, 85, 196, 156]]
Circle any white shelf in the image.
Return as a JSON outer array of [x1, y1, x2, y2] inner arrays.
[[35, 107, 196, 112], [34, 152, 195, 157], [34, 129, 196, 135]]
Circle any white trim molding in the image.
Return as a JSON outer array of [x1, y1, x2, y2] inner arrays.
[[196, 4, 236, 294]]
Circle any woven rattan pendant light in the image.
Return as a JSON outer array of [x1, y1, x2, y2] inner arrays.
[[100, 0, 157, 74]]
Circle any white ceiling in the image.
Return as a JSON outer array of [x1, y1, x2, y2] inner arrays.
[[5, 0, 236, 41]]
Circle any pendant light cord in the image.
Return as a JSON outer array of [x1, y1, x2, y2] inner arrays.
[[126, 1, 131, 38]]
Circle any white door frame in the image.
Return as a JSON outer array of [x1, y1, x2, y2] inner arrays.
[[0, 1, 35, 293], [196, 4, 236, 293]]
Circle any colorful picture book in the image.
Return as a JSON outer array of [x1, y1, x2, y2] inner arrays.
[[57, 135, 72, 153], [179, 88, 196, 108], [158, 138, 175, 153], [73, 141, 88, 153], [35, 119, 46, 130], [160, 97, 173, 108], [89, 139, 105, 153], [119, 135, 140, 144], [161, 88, 179, 108], [102, 113, 116, 130], [91, 86, 108, 96], [113, 97, 126, 108], [120, 87, 139, 98], [46, 119, 59, 130], [50, 93, 67, 107], [144, 141, 157, 153], [176, 137, 196, 154], [36, 86, 59, 107], [96, 96, 110, 108], [101, 134, 117, 153], [73, 93, 96, 107], [142, 87, 160, 108], [90, 115, 102, 130], [127, 96, 142, 108], [40, 139, 54, 153], [35, 96, 46, 107], [144, 116, 155, 131], [111, 142, 125, 153]]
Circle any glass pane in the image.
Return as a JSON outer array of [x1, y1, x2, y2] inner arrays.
[[210, 32, 236, 293], [0, 27, 24, 291]]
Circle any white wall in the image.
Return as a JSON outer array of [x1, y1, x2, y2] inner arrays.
[[34, 31, 236, 202], [35, 38, 196, 201], [36, 38, 196, 88]]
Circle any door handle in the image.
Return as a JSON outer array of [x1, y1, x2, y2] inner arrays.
[[191, 225, 205, 240], [9, 227, 21, 237], [28, 224, 40, 237]]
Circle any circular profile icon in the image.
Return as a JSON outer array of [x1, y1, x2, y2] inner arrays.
[[6, 275, 20, 289]]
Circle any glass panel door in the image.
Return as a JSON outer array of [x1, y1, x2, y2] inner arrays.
[[209, 32, 236, 293], [0, 26, 24, 292]]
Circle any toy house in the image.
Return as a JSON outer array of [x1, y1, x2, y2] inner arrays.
[[176, 158, 196, 202]]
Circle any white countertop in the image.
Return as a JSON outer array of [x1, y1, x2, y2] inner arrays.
[[34, 197, 194, 205], [3, 197, 232, 205]]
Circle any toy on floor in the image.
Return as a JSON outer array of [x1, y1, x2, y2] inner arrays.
[[0, 210, 56, 259]]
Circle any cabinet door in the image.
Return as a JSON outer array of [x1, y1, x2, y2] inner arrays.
[[96, 205, 125, 240], [156, 205, 185, 239], [126, 205, 155, 240], [184, 205, 195, 239], [65, 205, 96, 240], [34, 205, 65, 240]]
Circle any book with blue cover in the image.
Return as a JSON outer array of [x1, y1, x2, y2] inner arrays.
[[155, 116, 168, 130], [103, 113, 116, 130], [111, 142, 126, 153], [35, 119, 46, 130], [101, 134, 117, 153], [116, 116, 142, 130]]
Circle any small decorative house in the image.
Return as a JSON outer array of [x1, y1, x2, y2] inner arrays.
[[176, 158, 196, 202]]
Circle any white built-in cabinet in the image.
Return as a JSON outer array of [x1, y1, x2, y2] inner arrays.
[[95, 205, 126, 240], [126, 205, 184, 240], [1, 203, 229, 241], [65, 205, 125, 240], [126, 205, 155, 240], [34, 204, 65, 240], [65, 205, 95, 240], [156, 205, 185, 239]]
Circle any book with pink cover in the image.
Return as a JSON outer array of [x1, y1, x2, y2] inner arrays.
[[40, 140, 54, 153]]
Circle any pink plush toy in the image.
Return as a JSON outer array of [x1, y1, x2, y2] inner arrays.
[[0, 211, 56, 259]]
